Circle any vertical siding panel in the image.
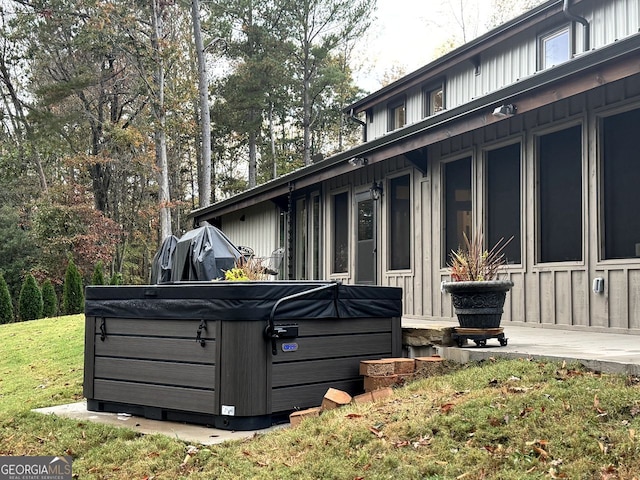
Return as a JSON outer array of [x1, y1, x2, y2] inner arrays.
[[629, 270, 640, 330], [591, 270, 609, 328], [555, 271, 571, 326], [608, 269, 628, 329], [510, 272, 525, 323], [571, 271, 588, 327], [539, 272, 555, 325]]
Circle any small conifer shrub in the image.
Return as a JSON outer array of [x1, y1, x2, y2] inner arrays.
[[42, 279, 59, 318], [18, 273, 43, 321], [0, 272, 14, 324], [92, 261, 105, 285], [63, 257, 84, 315]]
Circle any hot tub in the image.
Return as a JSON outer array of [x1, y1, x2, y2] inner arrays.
[[83, 282, 402, 430]]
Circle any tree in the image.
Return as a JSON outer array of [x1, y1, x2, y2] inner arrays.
[[92, 261, 106, 285], [0, 273, 14, 324], [41, 279, 59, 318], [289, 0, 376, 165], [18, 273, 43, 321], [62, 257, 84, 315]]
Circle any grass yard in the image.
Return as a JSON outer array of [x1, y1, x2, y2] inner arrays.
[[1, 316, 640, 479]]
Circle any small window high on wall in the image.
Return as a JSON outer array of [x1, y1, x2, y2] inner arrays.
[[332, 192, 349, 273], [389, 175, 411, 270], [602, 108, 640, 259], [539, 26, 571, 70], [486, 143, 521, 264], [537, 125, 582, 263], [444, 157, 472, 266], [388, 97, 406, 131]]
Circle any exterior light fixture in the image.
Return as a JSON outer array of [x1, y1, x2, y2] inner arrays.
[[370, 181, 383, 201], [348, 157, 368, 167], [492, 104, 517, 117]]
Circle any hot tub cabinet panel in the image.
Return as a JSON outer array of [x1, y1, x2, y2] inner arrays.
[[84, 282, 402, 430]]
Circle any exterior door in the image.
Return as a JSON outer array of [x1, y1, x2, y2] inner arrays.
[[355, 191, 376, 284]]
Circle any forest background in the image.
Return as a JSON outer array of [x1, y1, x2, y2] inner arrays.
[[0, 0, 542, 320]]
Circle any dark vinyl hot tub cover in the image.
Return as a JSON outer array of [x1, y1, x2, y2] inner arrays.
[[150, 235, 178, 284], [170, 225, 243, 281]]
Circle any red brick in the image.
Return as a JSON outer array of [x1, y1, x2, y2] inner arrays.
[[321, 388, 352, 410], [289, 407, 321, 427], [359, 359, 396, 376], [380, 357, 416, 374]]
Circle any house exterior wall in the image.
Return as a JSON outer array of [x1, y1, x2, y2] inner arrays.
[[365, 0, 639, 141], [341, 76, 640, 332], [219, 203, 281, 258]]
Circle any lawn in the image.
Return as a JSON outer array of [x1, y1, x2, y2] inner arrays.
[[1, 316, 639, 479]]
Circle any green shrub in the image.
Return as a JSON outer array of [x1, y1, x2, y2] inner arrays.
[[62, 257, 84, 315], [109, 272, 123, 285], [92, 261, 105, 285], [41, 279, 58, 318], [0, 272, 14, 324], [18, 273, 43, 321]]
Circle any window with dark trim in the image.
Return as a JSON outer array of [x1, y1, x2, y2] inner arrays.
[[602, 108, 640, 259], [444, 157, 472, 265], [389, 175, 411, 270], [486, 143, 521, 264], [424, 83, 444, 117], [538, 125, 582, 262], [539, 26, 571, 70], [332, 192, 349, 273], [388, 97, 406, 131]]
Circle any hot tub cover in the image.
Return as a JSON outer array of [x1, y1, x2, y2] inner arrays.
[[150, 235, 178, 284], [85, 282, 403, 321], [170, 226, 243, 281]]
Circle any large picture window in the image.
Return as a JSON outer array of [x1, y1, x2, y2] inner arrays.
[[389, 175, 411, 270], [537, 125, 582, 263], [486, 143, 521, 264], [444, 157, 472, 265], [332, 192, 349, 273], [602, 108, 640, 259]]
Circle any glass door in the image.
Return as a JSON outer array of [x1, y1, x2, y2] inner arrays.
[[355, 191, 376, 284]]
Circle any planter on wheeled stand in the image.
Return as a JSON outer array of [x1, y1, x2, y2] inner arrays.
[[442, 280, 514, 347]]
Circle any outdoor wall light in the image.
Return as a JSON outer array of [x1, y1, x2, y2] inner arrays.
[[492, 104, 517, 117], [370, 181, 383, 201], [348, 157, 368, 167]]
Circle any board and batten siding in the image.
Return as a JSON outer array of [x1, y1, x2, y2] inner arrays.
[[364, 0, 638, 142], [220, 203, 280, 258]]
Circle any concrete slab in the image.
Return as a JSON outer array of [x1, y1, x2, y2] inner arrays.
[[404, 318, 640, 375], [33, 401, 286, 446]]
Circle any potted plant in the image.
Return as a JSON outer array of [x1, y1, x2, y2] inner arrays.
[[442, 231, 514, 329]]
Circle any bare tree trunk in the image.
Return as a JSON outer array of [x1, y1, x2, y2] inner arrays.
[[191, 0, 212, 207], [152, 0, 172, 240], [269, 100, 277, 179]]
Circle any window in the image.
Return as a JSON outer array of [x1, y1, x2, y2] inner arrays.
[[486, 143, 521, 264], [539, 26, 571, 70], [537, 125, 582, 262], [602, 108, 640, 259], [389, 175, 411, 270], [332, 192, 349, 273], [444, 157, 472, 265], [424, 84, 444, 117], [388, 97, 406, 131]]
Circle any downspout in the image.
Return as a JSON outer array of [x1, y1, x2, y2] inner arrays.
[[563, 0, 590, 52], [347, 108, 367, 142]]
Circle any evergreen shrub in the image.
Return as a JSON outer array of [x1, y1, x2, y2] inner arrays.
[[18, 273, 43, 321], [42, 279, 59, 318], [63, 257, 84, 315], [0, 273, 14, 324]]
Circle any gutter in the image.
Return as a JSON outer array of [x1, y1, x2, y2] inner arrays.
[[563, 0, 590, 51], [190, 32, 640, 223]]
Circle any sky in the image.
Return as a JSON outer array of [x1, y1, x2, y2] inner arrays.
[[354, 0, 496, 92]]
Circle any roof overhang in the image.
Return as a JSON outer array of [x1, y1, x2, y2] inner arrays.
[[191, 32, 640, 225]]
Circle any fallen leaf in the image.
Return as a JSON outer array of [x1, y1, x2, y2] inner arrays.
[[345, 413, 362, 419], [440, 403, 455, 413], [368, 426, 384, 438], [533, 445, 549, 458]]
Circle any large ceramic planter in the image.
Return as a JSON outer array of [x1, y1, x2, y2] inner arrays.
[[442, 280, 514, 328]]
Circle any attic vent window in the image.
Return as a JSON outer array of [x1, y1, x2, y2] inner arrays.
[[539, 26, 571, 70]]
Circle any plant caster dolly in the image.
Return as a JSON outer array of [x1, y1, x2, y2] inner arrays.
[[452, 327, 507, 347]]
